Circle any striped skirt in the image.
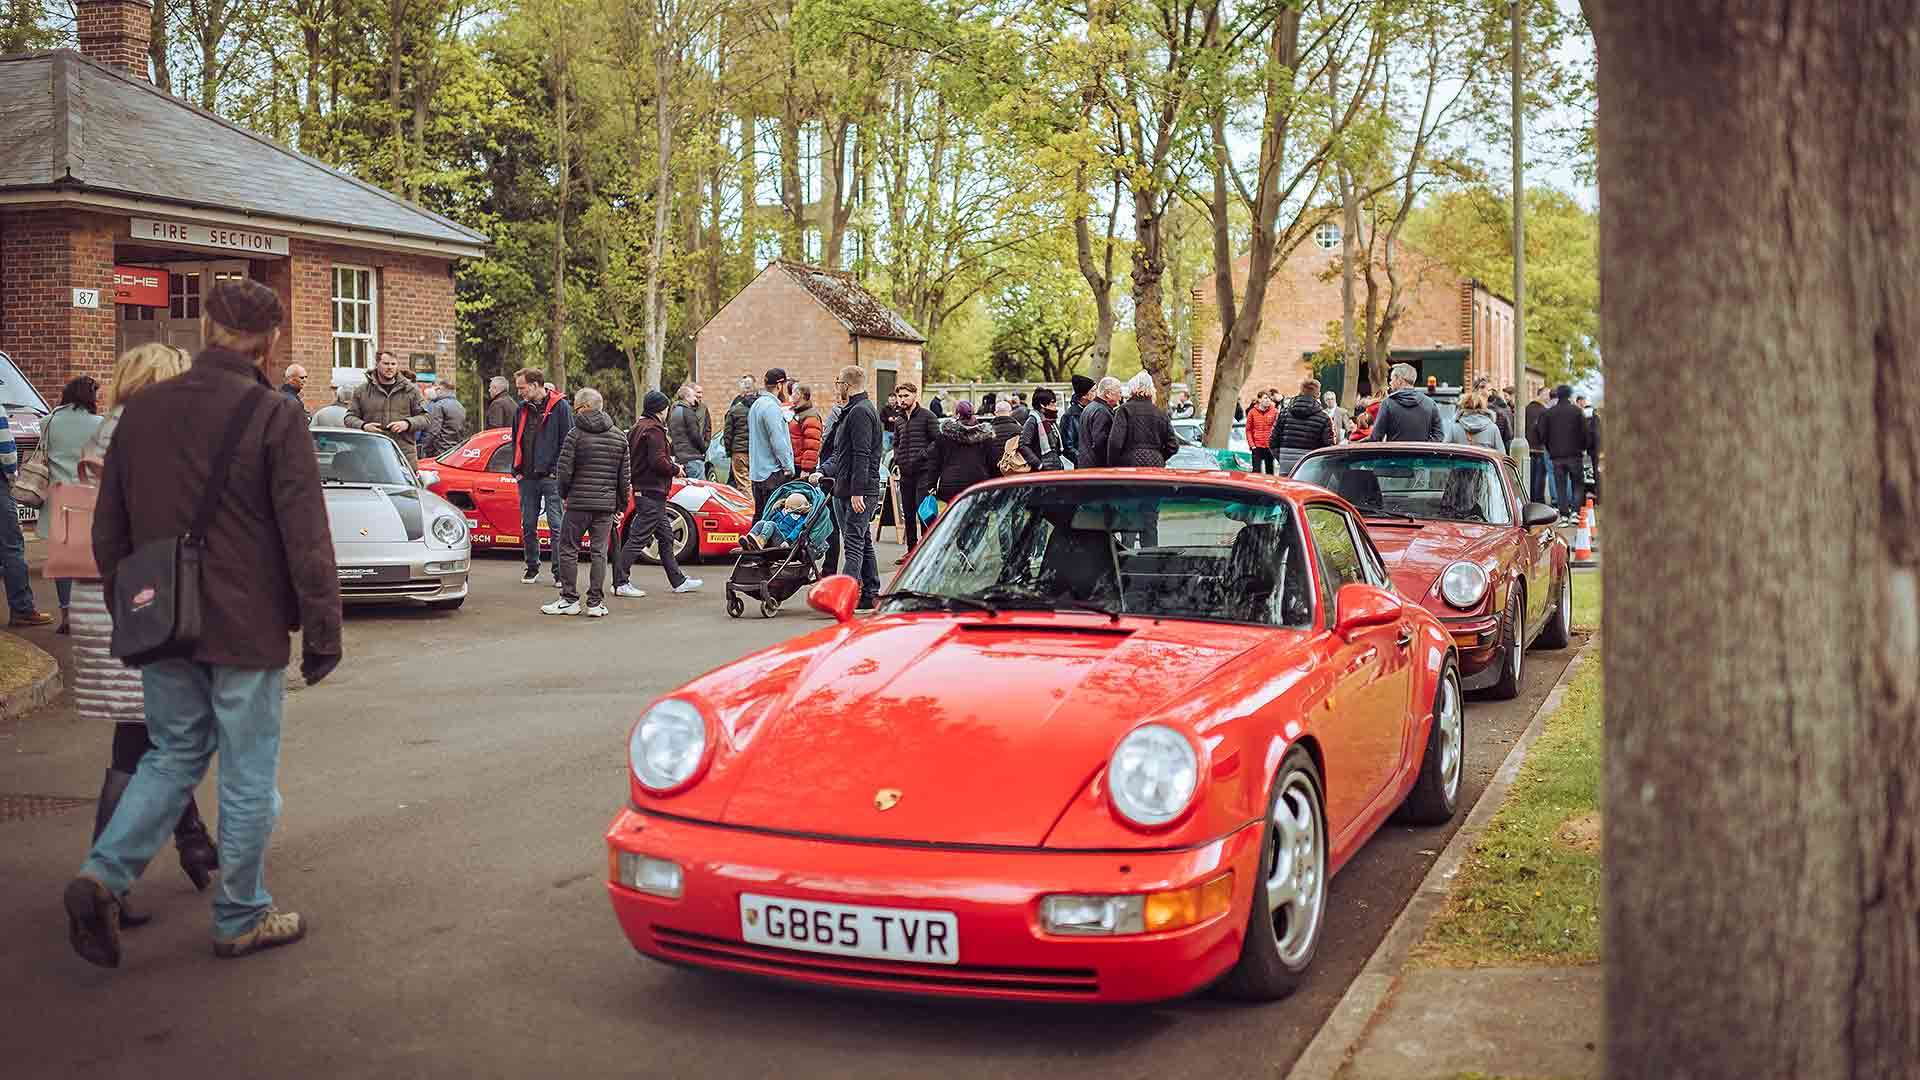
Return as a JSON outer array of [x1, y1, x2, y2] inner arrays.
[[68, 582, 146, 724]]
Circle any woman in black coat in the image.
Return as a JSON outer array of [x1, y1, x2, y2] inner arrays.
[[920, 400, 1002, 506], [1106, 377, 1179, 467]]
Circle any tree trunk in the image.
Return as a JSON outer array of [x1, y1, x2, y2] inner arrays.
[[300, 14, 323, 156], [149, 0, 171, 93], [738, 108, 757, 270], [387, 0, 406, 188], [1335, 59, 1359, 405], [549, 54, 569, 389], [643, 40, 673, 395], [1585, 3, 1920, 1077], [1131, 184, 1173, 404], [1073, 167, 1117, 380], [778, 94, 804, 259]]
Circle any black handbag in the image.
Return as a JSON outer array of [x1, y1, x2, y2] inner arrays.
[[110, 391, 262, 666]]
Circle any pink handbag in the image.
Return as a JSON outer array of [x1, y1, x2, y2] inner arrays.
[[41, 481, 101, 580]]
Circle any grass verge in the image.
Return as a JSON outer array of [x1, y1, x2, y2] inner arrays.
[[1571, 569, 1601, 632], [0, 631, 55, 697], [1412, 653, 1603, 967]]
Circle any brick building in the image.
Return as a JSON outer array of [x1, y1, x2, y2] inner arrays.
[[1192, 229, 1518, 412], [697, 260, 924, 402], [0, 0, 485, 414]]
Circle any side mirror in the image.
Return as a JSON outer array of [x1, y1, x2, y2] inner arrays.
[[808, 574, 861, 623], [1522, 502, 1559, 528], [1334, 583, 1403, 640]]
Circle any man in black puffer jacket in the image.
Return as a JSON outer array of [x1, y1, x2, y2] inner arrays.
[[1368, 363, 1444, 443], [1538, 384, 1592, 524], [545, 387, 630, 617], [722, 375, 756, 494], [890, 383, 938, 554], [1272, 378, 1336, 474]]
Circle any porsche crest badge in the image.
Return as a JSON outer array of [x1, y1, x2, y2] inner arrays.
[[874, 788, 903, 811], [745, 908, 759, 926], [358, 528, 369, 537]]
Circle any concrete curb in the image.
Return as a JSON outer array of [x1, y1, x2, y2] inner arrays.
[[0, 633, 62, 724], [1287, 634, 1601, 1080]]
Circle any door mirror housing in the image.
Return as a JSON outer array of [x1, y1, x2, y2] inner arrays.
[[1334, 583, 1403, 640], [1522, 502, 1560, 528], [808, 574, 861, 623]]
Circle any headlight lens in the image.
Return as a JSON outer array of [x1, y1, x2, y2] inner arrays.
[[630, 699, 708, 792], [1440, 561, 1490, 610], [1107, 724, 1200, 827], [431, 514, 466, 546]]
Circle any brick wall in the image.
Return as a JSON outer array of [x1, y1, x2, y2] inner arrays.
[[0, 210, 119, 398], [857, 338, 925, 395], [1195, 241, 1477, 411], [75, 0, 152, 79], [287, 237, 457, 409]]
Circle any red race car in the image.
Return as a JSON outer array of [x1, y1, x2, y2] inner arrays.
[[1291, 442, 1571, 699], [420, 428, 756, 565], [606, 470, 1464, 1003]]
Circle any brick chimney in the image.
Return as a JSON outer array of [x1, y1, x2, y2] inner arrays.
[[75, 0, 152, 81]]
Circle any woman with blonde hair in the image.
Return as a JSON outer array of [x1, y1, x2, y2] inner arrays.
[[71, 343, 217, 927], [1448, 390, 1506, 451]]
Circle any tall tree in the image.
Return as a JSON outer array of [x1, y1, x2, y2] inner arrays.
[[1585, 2, 1919, 1077]]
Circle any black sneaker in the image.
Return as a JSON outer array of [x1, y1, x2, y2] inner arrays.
[[520, 569, 541, 585]]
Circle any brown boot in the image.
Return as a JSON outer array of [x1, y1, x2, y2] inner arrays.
[[63, 876, 122, 968], [213, 909, 307, 959]]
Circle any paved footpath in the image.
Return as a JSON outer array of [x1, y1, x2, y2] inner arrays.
[[2, 547, 1583, 1079]]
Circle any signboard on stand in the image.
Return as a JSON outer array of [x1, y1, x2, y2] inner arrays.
[[409, 353, 438, 381]]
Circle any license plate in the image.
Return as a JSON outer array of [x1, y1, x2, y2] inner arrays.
[[14, 503, 34, 524], [336, 565, 409, 583], [739, 893, 958, 965]]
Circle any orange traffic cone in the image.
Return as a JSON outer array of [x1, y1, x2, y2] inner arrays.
[[1584, 496, 1600, 548], [1572, 501, 1596, 567]]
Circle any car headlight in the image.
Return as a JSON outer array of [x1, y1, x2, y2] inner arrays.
[[430, 514, 466, 546], [630, 699, 709, 793], [1439, 561, 1490, 610], [1107, 724, 1200, 828]]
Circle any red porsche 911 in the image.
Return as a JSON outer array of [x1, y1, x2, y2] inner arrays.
[[605, 470, 1465, 1003], [419, 427, 756, 565], [1292, 443, 1572, 699]]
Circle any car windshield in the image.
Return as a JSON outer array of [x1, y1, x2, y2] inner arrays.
[[1171, 419, 1249, 449], [313, 430, 416, 486], [0, 352, 49, 411], [888, 481, 1316, 628], [1293, 451, 1512, 525]]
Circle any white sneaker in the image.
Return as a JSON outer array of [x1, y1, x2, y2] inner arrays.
[[673, 578, 705, 594], [614, 583, 647, 599], [520, 570, 541, 585], [552, 578, 564, 588], [542, 598, 581, 616], [584, 604, 609, 618]]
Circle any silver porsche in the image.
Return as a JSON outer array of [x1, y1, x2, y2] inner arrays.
[[315, 428, 471, 610]]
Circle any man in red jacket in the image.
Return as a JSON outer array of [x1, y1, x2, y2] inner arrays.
[[1245, 389, 1280, 473]]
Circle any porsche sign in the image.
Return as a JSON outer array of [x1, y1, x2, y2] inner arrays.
[[113, 266, 168, 307]]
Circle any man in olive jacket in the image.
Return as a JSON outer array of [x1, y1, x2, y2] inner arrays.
[[344, 350, 428, 464], [68, 279, 339, 969]]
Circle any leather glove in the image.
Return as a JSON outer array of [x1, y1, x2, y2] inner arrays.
[[302, 650, 342, 687]]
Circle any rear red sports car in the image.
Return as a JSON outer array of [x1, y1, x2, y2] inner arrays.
[[419, 427, 754, 565]]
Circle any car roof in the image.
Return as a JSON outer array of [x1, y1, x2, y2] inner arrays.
[[1298, 441, 1511, 465], [968, 466, 1328, 501]]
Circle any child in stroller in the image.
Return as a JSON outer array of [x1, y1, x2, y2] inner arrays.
[[725, 478, 836, 619]]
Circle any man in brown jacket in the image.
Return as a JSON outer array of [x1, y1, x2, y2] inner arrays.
[[344, 350, 428, 464], [64, 279, 342, 970]]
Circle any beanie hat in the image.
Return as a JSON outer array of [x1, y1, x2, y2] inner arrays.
[[205, 279, 284, 333], [1071, 374, 1095, 397], [955, 399, 976, 422], [643, 390, 670, 416]]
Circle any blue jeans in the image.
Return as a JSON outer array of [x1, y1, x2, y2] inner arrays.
[[82, 660, 285, 939], [0, 487, 34, 616], [834, 495, 881, 601], [519, 474, 564, 575], [1552, 457, 1584, 517], [679, 457, 706, 481]]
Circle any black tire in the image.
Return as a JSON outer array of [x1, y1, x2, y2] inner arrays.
[[1219, 747, 1328, 1001], [1536, 567, 1572, 649], [759, 597, 780, 619], [1486, 586, 1523, 700], [631, 504, 698, 567], [1400, 660, 1464, 826], [427, 596, 465, 612], [725, 591, 744, 619]]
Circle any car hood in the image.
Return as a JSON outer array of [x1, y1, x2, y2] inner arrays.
[[325, 485, 442, 544], [708, 616, 1266, 846], [1366, 520, 1510, 601]]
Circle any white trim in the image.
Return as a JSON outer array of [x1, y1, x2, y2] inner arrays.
[[330, 265, 379, 371], [0, 190, 486, 259]]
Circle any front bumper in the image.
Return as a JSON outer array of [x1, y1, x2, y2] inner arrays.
[[604, 807, 1265, 1003], [334, 542, 471, 604], [1442, 613, 1502, 688]]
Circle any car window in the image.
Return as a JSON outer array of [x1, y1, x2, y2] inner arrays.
[[1351, 513, 1392, 589], [889, 481, 1314, 628], [1293, 450, 1514, 526], [0, 352, 49, 411], [485, 443, 514, 474], [1503, 460, 1525, 509], [1306, 505, 1369, 628], [313, 431, 416, 486]]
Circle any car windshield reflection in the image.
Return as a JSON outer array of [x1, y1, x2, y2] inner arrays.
[[313, 430, 416, 487], [1293, 451, 1511, 525], [887, 481, 1316, 628]]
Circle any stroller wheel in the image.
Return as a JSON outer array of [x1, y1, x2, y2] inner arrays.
[[759, 597, 780, 619], [726, 592, 744, 619]]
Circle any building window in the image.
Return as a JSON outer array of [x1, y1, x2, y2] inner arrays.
[[169, 271, 201, 319], [1314, 222, 1342, 250], [332, 266, 377, 368]]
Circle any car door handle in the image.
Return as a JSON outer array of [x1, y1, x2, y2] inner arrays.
[[1395, 628, 1413, 649], [476, 486, 497, 494]]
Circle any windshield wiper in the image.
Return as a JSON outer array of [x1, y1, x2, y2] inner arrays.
[[1355, 506, 1424, 523], [879, 589, 999, 616], [973, 583, 1121, 623]]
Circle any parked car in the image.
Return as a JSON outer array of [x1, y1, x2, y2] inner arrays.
[[418, 427, 756, 565], [1171, 417, 1252, 470], [315, 428, 470, 610], [605, 470, 1464, 1003], [1, 350, 49, 529], [1291, 442, 1571, 699]]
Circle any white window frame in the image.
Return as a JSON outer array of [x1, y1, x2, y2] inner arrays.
[[1314, 222, 1342, 250], [331, 265, 378, 371]]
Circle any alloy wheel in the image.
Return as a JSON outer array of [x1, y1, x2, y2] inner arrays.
[[1437, 668, 1463, 802], [1265, 772, 1326, 968]]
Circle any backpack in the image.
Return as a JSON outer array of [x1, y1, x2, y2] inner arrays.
[[998, 435, 1029, 475]]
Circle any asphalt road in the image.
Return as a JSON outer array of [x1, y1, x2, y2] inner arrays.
[[0, 545, 1582, 1079]]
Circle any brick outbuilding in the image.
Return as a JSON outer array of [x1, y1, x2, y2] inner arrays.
[[0, 0, 485, 415], [697, 260, 925, 402], [1193, 232, 1516, 411]]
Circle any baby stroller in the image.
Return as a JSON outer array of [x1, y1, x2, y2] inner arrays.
[[725, 478, 837, 618]]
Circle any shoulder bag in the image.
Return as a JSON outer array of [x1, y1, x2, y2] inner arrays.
[[110, 390, 262, 666], [10, 410, 56, 509]]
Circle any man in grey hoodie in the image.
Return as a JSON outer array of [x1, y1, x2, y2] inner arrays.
[[1368, 363, 1444, 443]]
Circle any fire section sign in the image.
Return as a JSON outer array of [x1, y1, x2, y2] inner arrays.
[[131, 217, 290, 256], [113, 266, 169, 307]]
